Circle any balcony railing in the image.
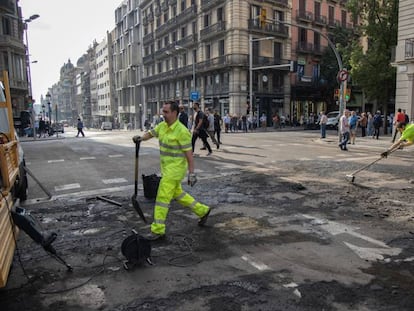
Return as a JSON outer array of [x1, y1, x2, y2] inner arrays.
[[248, 19, 289, 38], [143, 32, 154, 45], [200, 21, 226, 40], [176, 5, 197, 25], [201, 0, 222, 11], [176, 34, 198, 48], [296, 10, 313, 23], [313, 15, 327, 26], [405, 38, 414, 59], [297, 42, 314, 54]]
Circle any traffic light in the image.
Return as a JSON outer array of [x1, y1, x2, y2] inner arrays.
[[260, 8, 267, 28], [345, 88, 351, 101]]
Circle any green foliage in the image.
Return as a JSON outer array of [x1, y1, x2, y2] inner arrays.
[[346, 0, 398, 104]]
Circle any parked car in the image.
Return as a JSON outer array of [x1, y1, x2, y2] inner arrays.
[[52, 122, 64, 133], [326, 111, 340, 129], [101, 122, 113, 130]]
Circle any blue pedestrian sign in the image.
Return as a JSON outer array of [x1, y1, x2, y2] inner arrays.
[[190, 91, 199, 101]]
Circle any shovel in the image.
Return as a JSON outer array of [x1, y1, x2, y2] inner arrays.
[[132, 140, 147, 223]]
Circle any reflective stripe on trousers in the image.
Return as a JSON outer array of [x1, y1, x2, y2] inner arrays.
[[151, 176, 210, 235]]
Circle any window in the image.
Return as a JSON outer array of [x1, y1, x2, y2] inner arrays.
[[328, 6, 334, 24], [314, 2, 320, 18], [274, 10, 283, 22], [205, 44, 211, 59], [181, 26, 186, 38], [204, 14, 210, 27], [163, 12, 168, 23], [250, 5, 260, 20], [183, 54, 187, 66], [218, 40, 225, 56], [341, 10, 347, 27], [172, 31, 177, 43], [181, 0, 185, 11], [273, 42, 281, 61], [192, 21, 197, 35], [314, 33, 321, 52], [217, 7, 224, 22], [299, 0, 306, 12]]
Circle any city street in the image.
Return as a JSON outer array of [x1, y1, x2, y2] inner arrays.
[[2, 127, 414, 310]]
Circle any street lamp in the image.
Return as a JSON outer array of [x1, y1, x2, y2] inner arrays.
[[46, 92, 51, 121], [175, 45, 196, 113], [249, 35, 274, 131], [24, 14, 39, 98]]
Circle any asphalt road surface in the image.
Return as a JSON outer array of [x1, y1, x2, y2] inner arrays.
[[2, 127, 414, 310]]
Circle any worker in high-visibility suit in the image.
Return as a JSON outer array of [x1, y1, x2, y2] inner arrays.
[[133, 101, 211, 240]]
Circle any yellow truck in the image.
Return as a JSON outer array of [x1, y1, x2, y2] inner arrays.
[[0, 70, 28, 288]]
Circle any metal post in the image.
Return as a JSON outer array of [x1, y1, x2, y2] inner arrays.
[[249, 34, 253, 131], [55, 104, 58, 138]]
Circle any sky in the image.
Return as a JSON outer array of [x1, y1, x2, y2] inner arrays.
[[19, 0, 123, 104]]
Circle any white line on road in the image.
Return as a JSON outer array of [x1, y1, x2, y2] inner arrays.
[[48, 159, 65, 163], [80, 156, 96, 160], [108, 154, 124, 158], [102, 178, 128, 184], [241, 254, 271, 271], [55, 183, 81, 191]]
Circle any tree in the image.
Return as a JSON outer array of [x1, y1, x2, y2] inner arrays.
[[347, 0, 398, 129]]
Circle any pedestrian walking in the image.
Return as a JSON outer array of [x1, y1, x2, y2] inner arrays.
[[38, 117, 46, 138], [367, 112, 373, 136], [372, 111, 382, 140], [132, 101, 211, 240], [205, 108, 219, 149], [178, 104, 188, 129], [223, 113, 231, 133], [359, 112, 367, 137], [319, 111, 327, 138], [349, 111, 359, 144], [338, 109, 350, 151], [213, 110, 222, 144], [392, 108, 405, 143], [191, 102, 212, 155], [76, 118, 85, 137]]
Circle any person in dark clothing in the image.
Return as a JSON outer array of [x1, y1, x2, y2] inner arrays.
[[191, 102, 212, 155], [178, 104, 188, 129], [76, 118, 85, 137], [372, 111, 382, 140], [214, 110, 222, 144], [38, 117, 46, 138]]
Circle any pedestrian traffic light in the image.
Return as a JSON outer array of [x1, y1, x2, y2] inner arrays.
[[260, 8, 267, 28]]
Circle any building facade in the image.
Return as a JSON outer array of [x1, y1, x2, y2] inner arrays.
[[394, 0, 414, 121], [0, 0, 30, 116], [113, 0, 144, 130]]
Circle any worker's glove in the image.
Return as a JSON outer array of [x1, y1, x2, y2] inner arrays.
[[381, 150, 390, 158], [188, 173, 197, 187], [132, 135, 141, 144]]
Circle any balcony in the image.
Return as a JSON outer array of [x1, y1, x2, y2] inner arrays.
[[167, 0, 176, 5], [143, 54, 154, 64], [143, 32, 154, 45], [296, 42, 315, 54], [200, 21, 226, 41], [313, 15, 327, 26], [155, 16, 177, 37], [139, 0, 152, 9], [176, 34, 198, 48], [161, 1, 168, 11], [248, 19, 289, 38], [328, 19, 341, 28], [201, 0, 222, 11], [176, 5, 197, 26], [296, 10, 313, 23], [154, 6, 161, 17], [405, 38, 414, 59]]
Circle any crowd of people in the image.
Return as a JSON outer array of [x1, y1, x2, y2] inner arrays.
[[334, 108, 410, 151]]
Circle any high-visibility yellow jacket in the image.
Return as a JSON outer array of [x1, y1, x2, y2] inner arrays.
[[150, 119, 192, 180], [401, 124, 414, 143]]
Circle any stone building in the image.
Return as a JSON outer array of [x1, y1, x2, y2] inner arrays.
[[394, 0, 414, 121]]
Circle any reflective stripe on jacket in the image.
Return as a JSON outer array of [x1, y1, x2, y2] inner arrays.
[[152, 119, 192, 180]]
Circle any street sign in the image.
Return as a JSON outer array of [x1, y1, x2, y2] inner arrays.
[[338, 69, 348, 82], [190, 91, 199, 101]]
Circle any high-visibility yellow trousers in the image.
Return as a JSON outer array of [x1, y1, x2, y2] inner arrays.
[[151, 176, 210, 235]]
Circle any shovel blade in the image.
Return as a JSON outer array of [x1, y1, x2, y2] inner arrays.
[[131, 195, 147, 223]]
